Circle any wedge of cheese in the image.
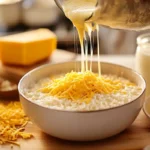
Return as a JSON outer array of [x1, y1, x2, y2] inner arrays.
[[0, 28, 57, 65]]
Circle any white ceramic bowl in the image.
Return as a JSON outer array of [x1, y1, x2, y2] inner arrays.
[[18, 62, 146, 141]]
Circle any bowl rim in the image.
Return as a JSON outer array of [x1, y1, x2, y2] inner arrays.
[[18, 61, 146, 113]]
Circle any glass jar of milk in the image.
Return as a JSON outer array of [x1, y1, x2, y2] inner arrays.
[[136, 33, 150, 97]]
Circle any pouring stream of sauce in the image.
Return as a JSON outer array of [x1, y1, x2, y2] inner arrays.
[[62, 0, 100, 74]]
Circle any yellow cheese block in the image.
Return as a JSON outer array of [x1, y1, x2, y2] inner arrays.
[[0, 28, 57, 65]]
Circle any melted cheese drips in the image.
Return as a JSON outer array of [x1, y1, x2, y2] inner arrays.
[[63, 0, 98, 73]]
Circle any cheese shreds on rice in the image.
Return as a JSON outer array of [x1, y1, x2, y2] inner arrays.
[[24, 71, 142, 111]]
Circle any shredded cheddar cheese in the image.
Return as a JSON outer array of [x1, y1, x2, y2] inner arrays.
[[40, 71, 125, 103], [0, 101, 32, 145]]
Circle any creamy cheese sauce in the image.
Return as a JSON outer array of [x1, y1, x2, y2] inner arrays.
[[62, 0, 150, 76], [62, 0, 99, 74]]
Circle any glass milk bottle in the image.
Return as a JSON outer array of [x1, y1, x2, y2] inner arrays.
[[136, 33, 150, 97]]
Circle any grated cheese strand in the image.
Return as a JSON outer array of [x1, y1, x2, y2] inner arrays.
[[40, 71, 128, 103], [0, 102, 32, 145]]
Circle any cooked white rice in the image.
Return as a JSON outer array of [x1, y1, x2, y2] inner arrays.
[[23, 76, 142, 111]]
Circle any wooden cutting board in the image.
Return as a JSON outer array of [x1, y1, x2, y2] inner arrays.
[[0, 49, 76, 82], [0, 110, 150, 150]]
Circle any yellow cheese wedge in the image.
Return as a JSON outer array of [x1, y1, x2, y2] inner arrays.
[[0, 28, 57, 65]]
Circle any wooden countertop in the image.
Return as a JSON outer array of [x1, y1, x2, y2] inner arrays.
[[1, 53, 150, 150]]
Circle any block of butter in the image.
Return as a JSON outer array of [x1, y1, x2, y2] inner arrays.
[[0, 28, 57, 65]]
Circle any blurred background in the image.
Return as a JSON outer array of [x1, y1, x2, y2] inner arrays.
[[0, 0, 148, 55]]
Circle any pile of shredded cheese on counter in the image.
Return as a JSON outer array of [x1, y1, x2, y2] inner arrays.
[[40, 71, 129, 103], [0, 101, 32, 145]]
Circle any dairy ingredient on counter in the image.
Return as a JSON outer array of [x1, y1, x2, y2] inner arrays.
[[23, 72, 142, 111], [136, 33, 150, 97], [0, 28, 57, 65]]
